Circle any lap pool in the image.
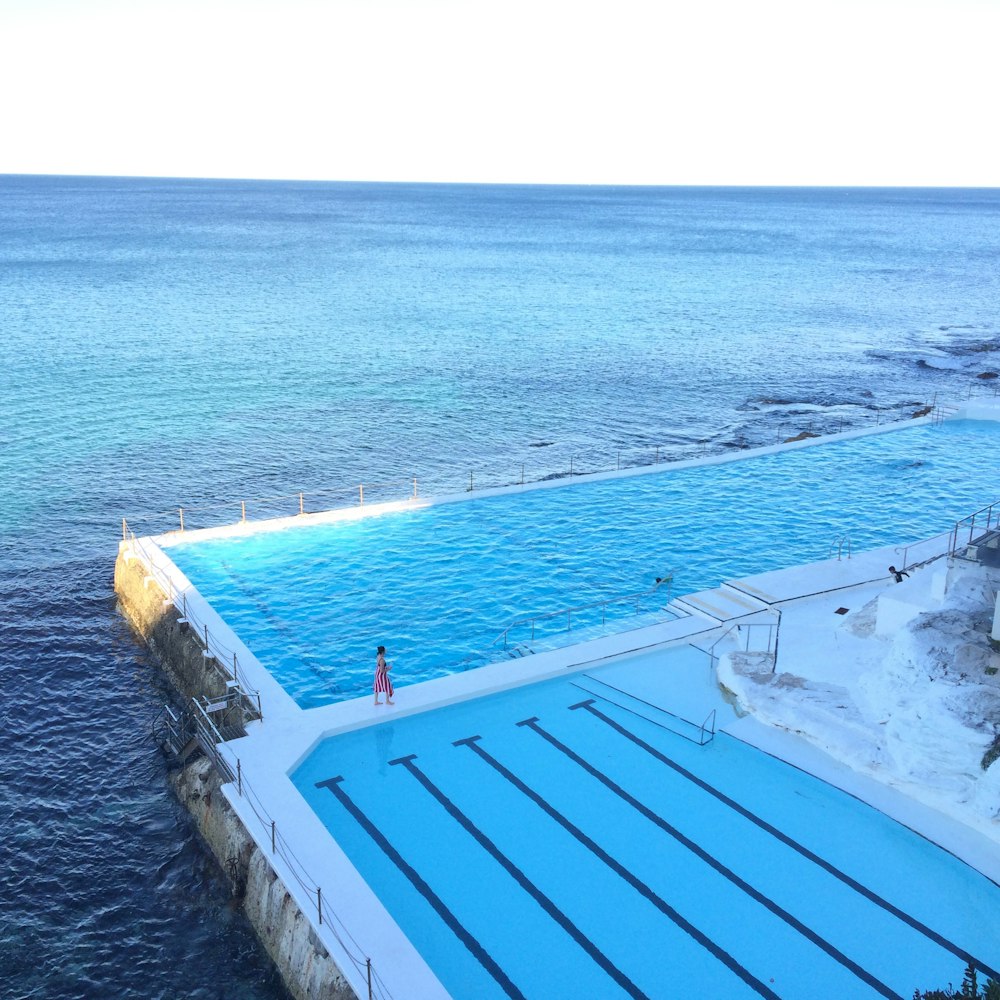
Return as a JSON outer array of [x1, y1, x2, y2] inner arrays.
[[291, 650, 1000, 999], [164, 419, 1000, 709]]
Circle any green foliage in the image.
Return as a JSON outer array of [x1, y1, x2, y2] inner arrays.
[[914, 964, 1000, 999]]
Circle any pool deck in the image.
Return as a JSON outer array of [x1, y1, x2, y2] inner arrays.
[[204, 537, 1000, 998], [126, 398, 1000, 1000]]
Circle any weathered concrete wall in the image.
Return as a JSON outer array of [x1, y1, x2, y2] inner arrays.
[[115, 548, 356, 1000], [171, 758, 354, 1000], [114, 550, 229, 703]]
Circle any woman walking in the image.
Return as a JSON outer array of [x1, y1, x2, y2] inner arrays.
[[373, 645, 394, 705]]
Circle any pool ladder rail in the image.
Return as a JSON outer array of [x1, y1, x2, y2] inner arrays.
[[151, 687, 251, 781], [829, 534, 852, 561], [492, 574, 676, 652], [570, 672, 718, 746]]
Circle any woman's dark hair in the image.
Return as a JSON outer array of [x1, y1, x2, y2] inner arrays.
[[377, 645, 386, 654]]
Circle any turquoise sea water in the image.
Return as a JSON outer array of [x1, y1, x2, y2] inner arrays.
[[167, 419, 1000, 708], [3, 177, 1000, 999]]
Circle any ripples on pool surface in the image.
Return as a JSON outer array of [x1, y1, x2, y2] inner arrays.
[[167, 419, 1000, 708]]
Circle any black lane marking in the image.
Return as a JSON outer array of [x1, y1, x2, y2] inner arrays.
[[573, 698, 1000, 983], [388, 753, 650, 1000], [517, 717, 903, 1000], [454, 735, 782, 1000], [314, 776, 526, 1000]]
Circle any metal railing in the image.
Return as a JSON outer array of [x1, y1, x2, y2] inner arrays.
[[124, 478, 422, 537], [829, 534, 852, 561], [932, 403, 960, 426], [702, 609, 782, 674], [571, 673, 717, 746], [966, 380, 1000, 400], [123, 529, 263, 723], [190, 699, 238, 783], [148, 697, 392, 997], [119, 398, 961, 541], [950, 501, 1000, 557], [492, 575, 675, 651], [894, 528, 955, 573], [217, 747, 394, 1000]]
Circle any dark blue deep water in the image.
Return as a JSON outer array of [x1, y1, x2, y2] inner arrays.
[[2, 176, 998, 999]]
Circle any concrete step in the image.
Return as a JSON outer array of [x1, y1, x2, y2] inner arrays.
[[669, 584, 770, 624]]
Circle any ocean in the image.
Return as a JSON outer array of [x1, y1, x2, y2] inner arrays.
[[2, 176, 998, 999]]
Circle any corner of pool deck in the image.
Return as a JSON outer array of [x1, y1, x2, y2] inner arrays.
[[116, 398, 1000, 1000]]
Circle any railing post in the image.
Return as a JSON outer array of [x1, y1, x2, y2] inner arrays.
[[237, 759, 242, 795], [655, 446, 659, 464], [359, 483, 364, 506], [770, 609, 781, 674], [233, 653, 238, 681], [367, 958, 373, 1000], [317, 887, 323, 924], [469, 471, 474, 492], [299, 492, 304, 515], [271, 820, 276, 853], [413, 477, 418, 499], [241, 500, 246, 522], [178, 507, 185, 532], [204, 624, 209, 649], [617, 450, 621, 471]]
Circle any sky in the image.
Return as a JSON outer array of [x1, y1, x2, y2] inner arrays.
[[1, 0, 998, 186]]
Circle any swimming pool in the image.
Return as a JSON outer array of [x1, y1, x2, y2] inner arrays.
[[165, 419, 1000, 708], [291, 651, 1000, 999]]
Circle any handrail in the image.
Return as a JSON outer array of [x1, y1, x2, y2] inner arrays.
[[932, 404, 959, 426], [951, 501, 1000, 555], [123, 529, 263, 722], [210, 740, 395, 1000], [700, 709, 717, 745], [894, 528, 954, 572], [125, 478, 422, 537], [829, 534, 852, 561], [703, 607, 782, 672], [492, 575, 674, 650], [120, 402, 951, 539], [190, 699, 237, 783], [570, 673, 717, 746]]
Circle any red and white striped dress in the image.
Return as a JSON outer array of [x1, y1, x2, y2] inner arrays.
[[374, 654, 394, 697]]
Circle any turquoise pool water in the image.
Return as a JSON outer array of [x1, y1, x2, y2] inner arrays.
[[166, 419, 1000, 708], [292, 652, 1000, 999]]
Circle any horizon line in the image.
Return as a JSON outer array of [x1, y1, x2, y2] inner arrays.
[[2, 171, 999, 192]]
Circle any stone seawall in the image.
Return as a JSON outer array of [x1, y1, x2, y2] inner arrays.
[[114, 548, 355, 1000], [171, 757, 354, 1000], [114, 549, 230, 704]]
